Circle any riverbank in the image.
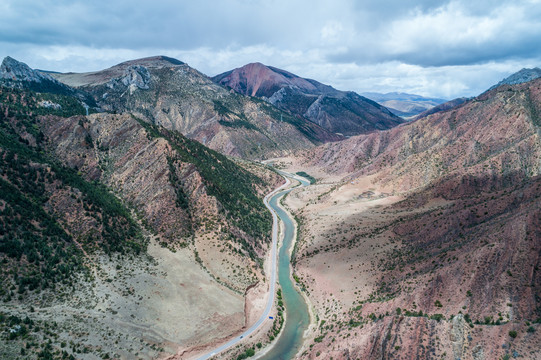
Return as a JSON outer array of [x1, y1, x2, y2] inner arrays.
[[188, 173, 295, 360]]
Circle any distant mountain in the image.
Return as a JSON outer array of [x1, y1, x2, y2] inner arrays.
[[361, 91, 447, 118], [413, 97, 470, 120], [213, 63, 403, 136], [489, 67, 541, 90]]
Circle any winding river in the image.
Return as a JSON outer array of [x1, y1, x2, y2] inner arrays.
[[259, 174, 311, 360], [197, 173, 311, 360]]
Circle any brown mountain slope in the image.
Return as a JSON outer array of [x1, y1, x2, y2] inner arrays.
[[41, 111, 276, 285], [275, 77, 541, 359], [285, 172, 541, 359], [213, 63, 404, 136], [49, 56, 341, 159], [301, 78, 541, 192]]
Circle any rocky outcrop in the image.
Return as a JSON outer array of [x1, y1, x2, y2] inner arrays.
[[106, 64, 151, 92], [1, 56, 98, 108]]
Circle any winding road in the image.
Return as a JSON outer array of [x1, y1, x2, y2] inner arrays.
[[196, 171, 309, 360]]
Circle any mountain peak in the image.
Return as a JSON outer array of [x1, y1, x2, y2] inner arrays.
[[489, 67, 541, 90], [1, 56, 55, 83], [244, 62, 267, 68], [213, 63, 322, 97], [46, 55, 186, 88], [113, 55, 185, 69]]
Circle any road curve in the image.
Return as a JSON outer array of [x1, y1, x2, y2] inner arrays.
[[196, 171, 307, 360]]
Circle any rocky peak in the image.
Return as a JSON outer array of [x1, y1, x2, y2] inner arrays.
[[0, 56, 56, 83], [489, 67, 541, 90]]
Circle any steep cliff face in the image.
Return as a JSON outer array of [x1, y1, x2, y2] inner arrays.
[[49, 56, 341, 159], [213, 62, 404, 136]]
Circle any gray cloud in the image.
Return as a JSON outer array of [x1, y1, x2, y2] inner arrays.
[[1, 0, 540, 98]]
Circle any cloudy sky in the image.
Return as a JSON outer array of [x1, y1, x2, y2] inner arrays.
[[1, 0, 541, 99]]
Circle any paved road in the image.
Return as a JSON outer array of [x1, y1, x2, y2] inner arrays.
[[196, 172, 308, 360]]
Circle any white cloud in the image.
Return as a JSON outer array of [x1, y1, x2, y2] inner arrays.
[[1, 0, 541, 98], [384, 2, 531, 52]]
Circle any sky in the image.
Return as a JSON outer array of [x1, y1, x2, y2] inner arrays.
[[1, 0, 541, 99]]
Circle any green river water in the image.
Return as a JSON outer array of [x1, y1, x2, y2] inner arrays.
[[259, 178, 311, 360]]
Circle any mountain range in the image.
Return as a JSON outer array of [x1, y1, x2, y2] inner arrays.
[[1, 54, 540, 360], [0, 55, 287, 358], [44, 56, 344, 159]]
